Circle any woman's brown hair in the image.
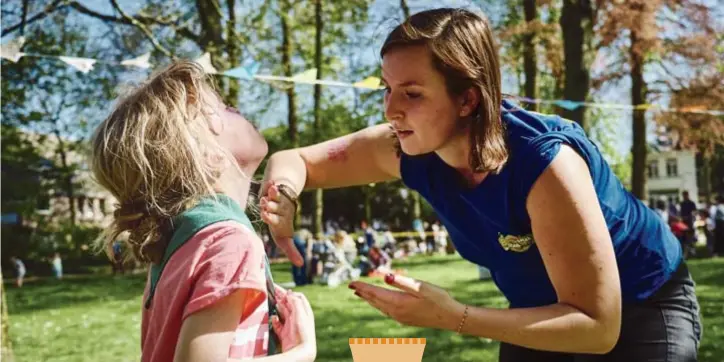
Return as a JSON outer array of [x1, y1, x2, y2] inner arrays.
[[381, 8, 507, 173]]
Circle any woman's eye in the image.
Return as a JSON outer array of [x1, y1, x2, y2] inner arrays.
[[383, 87, 391, 94], [406, 92, 421, 99]]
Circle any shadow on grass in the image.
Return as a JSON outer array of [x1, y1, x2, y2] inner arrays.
[[5, 273, 146, 315]]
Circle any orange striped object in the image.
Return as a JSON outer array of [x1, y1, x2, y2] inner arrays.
[[348, 338, 427, 361]]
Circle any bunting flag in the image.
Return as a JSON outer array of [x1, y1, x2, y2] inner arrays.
[[121, 53, 152, 69], [553, 100, 582, 110], [58, 56, 97, 73], [353, 76, 383, 90], [0, 36, 25, 62], [2, 36, 723, 116], [194, 52, 217, 74]]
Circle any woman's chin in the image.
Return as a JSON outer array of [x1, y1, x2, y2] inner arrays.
[[400, 141, 431, 156]]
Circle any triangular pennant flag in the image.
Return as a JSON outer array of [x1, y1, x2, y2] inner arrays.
[[194, 52, 217, 74], [553, 100, 582, 111], [59, 56, 97, 73], [223, 61, 260, 79], [353, 76, 382, 89], [1, 36, 26, 62], [121, 53, 151, 69], [291, 68, 317, 82]]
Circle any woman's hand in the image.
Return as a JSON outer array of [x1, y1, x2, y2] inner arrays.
[[270, 289, 316, 358], [260, 182, 304, 266], [349, 274, 466, 331]]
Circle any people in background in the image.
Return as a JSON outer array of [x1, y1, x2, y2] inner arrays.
[[51, 252, 63, 280], [9, 256, 25, 288], [713, 195, 724, 256], [679, 191, 697, 230], [291, 229, 312, 286]]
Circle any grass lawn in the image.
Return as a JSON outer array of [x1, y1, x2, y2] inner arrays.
[[4, 255, 724, 361]]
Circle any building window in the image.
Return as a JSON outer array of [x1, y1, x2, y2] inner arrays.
[[99, 198, 106, 214], [647, 161, 659, 179], [666, 158, 678, 177]]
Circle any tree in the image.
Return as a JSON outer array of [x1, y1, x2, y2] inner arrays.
[[522, 0, 539, 112], [560, 0, 594, 129], [595, 0, 719, 199]]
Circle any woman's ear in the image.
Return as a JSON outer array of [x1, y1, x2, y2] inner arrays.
[[458, 87, 481, 118]]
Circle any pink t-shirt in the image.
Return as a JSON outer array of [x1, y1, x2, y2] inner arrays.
[[141, 221, 271, 362]]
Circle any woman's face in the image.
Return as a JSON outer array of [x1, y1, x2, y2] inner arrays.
[[382, 45, 469, 156]]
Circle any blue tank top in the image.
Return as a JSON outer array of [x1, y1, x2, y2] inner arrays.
[[400, 100, 682, 308]]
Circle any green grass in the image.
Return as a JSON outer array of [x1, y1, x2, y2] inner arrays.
[[4, 255, 724, 361]]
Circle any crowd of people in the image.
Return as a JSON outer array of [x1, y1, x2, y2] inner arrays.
[[650, 192, 724, 258], [272, 219, 452, 288]]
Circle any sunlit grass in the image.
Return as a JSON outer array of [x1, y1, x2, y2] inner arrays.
[[5, 255, 723, 361]]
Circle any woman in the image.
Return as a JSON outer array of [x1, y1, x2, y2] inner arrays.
[[259, 8, 701, 362]]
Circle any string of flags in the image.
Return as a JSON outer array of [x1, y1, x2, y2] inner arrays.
[[2, 37, 722, 116]]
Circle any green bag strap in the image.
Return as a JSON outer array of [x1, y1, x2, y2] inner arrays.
[[144, 194, 280, 355]]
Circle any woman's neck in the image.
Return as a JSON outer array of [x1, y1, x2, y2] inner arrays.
[[435, 129, 489, 187]]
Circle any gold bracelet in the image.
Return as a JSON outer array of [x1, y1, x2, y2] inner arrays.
[[456, 305, 469, 334]]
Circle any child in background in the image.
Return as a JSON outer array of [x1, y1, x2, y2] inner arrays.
[[51, 252, 63, 280], [90, 61, 316, 362], [9, 257, 25, 288]]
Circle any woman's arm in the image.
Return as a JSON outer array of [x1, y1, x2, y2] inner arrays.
[[351, 145, 621, 355], [173, 290, 315, 362], [262, 124, 401, 195], [458, 145, 621, 353]]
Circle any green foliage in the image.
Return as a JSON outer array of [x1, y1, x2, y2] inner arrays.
[[587, 109, 632, 187]]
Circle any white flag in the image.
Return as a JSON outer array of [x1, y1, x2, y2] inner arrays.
[[121, 53, 151, 69], [1, 36, 26, 62], [59, 56, 97, 73], [194, 52, 217, 74]]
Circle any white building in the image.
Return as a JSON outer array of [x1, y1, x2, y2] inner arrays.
[[646, 149, 699, 204]]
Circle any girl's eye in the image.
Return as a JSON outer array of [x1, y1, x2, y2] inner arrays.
[[383, 87, 391, 94], [406, 92, 421, 99]]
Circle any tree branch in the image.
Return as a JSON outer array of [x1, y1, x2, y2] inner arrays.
[[1, 0, 70, 36], [69, 1, 200, 44], [108, 0, 175, 59]]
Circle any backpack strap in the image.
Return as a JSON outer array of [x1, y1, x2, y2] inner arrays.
[[145, 194, 280, 356]]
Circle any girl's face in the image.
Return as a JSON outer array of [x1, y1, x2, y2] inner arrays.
[[207, 91, 268, 171], [382, 45, 472, 156]]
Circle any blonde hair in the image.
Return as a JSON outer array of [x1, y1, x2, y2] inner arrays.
[[90, 60, 230, 264], [382, 8, 507, 173]]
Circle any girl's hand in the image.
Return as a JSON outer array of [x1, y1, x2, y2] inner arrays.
[[260, 182, 305, 266], [270, 291, 316, 357], [350, 274, 466, 331]]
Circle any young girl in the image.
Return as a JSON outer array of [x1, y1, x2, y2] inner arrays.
[[90, 61, 316, 362]]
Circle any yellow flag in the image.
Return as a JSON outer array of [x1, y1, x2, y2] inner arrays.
[[291, 69, 317, 82], [353, 76, 382, 89]]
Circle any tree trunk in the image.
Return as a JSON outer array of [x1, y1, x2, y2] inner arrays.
[[225, 0, 241, 108], [280, 3, 298, 148], [523, 0, 538, 112], [560, 0, 592, 129], [630, 30, 647, 200], [53, 130, 76, 225], [400, 0, 410, 19], [313, 0, 324, 237]]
